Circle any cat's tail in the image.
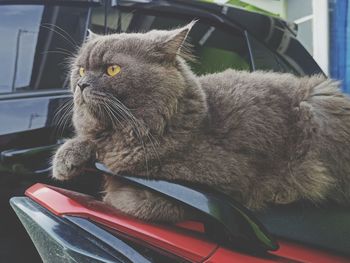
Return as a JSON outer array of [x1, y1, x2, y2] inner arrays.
[[305, 76, 350, 204]]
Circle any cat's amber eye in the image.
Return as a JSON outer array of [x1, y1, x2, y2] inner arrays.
[[79, 67, 85, 77], [106, 65, 121, 77]]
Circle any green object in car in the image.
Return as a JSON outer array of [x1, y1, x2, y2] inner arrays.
[[200, 0, 280, 17]]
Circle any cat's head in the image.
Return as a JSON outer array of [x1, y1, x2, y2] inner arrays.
[[70, 22, 196, 135]]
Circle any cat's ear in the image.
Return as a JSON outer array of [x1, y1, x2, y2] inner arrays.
[[86, 29, 99, 41], [161, 20, 197, 61]]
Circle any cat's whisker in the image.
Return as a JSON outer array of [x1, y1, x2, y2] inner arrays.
[[53, 100, 72, 121], [40, 24, 78, 49], [97, 104, 107, 123], [89, 91, 161, 177], [106, 100, 131, 124], [56, 47, 76, 56], [120, 106, 161, 165], [109, 104, 150, 176], [101, 103, 114, 124], [53, 100, 73, 137], [57, 100, 73, 118], [54, 112, 69, 135], [58, 105, 73, 137], [60, 109, 73, 137], [144, 132, 162, 168], [41, 50, 72, 56], [104, 103, 125, 129], [108, 96, 161, 171], [91, 93, 129, 126], [41, 23, 78, 47], [101, 96, 151, 176]]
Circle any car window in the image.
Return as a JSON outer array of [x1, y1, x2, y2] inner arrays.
[[91, 8, 251, 75], [0, 5, 89, 94], [247, 33, 298, 74]]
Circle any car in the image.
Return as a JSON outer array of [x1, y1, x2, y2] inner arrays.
[[1, 0, 346, 262], [10, 163, 350, 262]]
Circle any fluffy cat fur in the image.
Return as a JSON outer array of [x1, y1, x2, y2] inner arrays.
[[52, 23, 350, 222]]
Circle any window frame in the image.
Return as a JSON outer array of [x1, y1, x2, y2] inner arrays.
[[245, 31, 303, 75]]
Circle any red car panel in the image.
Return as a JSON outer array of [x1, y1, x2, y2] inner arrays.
[[25, 183, 218, 262], [26, 183, 350, 263]]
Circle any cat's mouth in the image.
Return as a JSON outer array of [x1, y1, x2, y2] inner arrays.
[[73, 86, 85, 105], [78, 89, 130, 116], [76, 87, 94, 105], [81, 89, 89, 104]]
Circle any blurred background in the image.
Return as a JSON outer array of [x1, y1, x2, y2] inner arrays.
[[211, 0, 349, 92]]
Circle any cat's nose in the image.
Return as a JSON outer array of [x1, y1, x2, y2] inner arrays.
[[78, 82, 90, 92]]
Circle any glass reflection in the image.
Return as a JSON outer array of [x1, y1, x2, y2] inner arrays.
[[0, 5, 43, 93]]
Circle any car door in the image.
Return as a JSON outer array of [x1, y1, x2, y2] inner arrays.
[[0, 1, 102, 262]]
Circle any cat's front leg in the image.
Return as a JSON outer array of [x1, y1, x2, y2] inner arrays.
[[103, 177, 189, 222], [52, 138, 95, 181]]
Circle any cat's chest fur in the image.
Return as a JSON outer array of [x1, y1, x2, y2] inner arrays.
[[92, 129, 145, 174]]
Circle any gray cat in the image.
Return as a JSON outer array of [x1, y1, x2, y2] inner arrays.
[[52, 22, 350, 222]]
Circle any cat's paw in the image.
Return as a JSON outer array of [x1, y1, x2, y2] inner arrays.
[[103, 180, 188, 223], [52, 138, 95, 181]]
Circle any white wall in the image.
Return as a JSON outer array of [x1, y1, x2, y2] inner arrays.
[[312, 0, 329, 74], [286, 0, 313, 55]]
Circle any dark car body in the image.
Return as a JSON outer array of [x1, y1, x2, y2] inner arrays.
[[0, 0, 341, 262]]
